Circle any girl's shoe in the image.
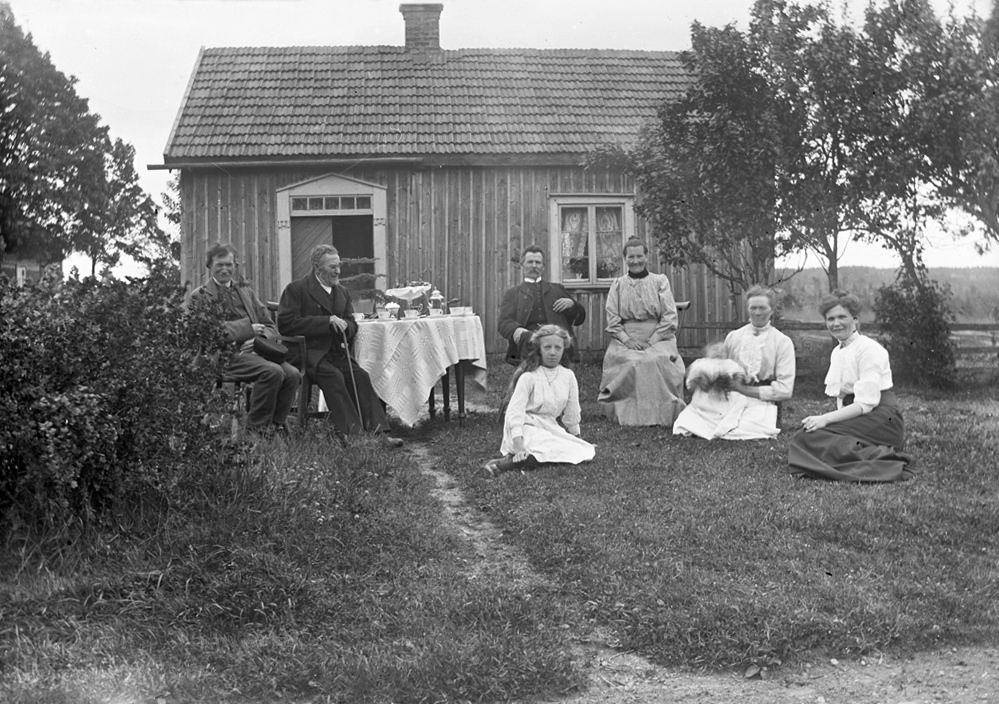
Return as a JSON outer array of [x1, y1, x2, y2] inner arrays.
[[480, 456, 517, 478]]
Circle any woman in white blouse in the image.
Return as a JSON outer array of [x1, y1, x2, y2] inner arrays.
[[789, 290, 913, 482], [673, 285, 795, 439], [597, 238, 686, 426]]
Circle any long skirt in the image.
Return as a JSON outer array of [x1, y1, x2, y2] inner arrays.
[[788, 395, 912, 482], [500, 413, 595, 465], [673, 390, 779, 440], [597, 319, 686, 426]]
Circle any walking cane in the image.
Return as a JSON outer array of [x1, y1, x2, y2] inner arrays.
[[339, 324, 364, 424]]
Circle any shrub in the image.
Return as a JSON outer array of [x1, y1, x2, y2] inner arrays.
[[874, 274, 957, 389], [0, 263, 231, 533]]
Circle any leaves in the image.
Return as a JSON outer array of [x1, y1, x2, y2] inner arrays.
[[0, 6, 169, 270]]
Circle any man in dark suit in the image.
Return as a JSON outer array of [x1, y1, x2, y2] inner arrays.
[[498, 246, 586, 365], [186, 242, 301, 436], [277, 244, 399, 444]]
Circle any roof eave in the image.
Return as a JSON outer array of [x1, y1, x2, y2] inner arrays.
[[150, 152, 599, 171]]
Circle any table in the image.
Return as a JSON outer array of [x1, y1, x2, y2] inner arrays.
[[352, 314, 488, 426]]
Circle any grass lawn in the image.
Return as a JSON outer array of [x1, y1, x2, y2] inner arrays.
[[432, 359, 999, 670], [2, 358, 997, 702], [0, 434, 579, 703]]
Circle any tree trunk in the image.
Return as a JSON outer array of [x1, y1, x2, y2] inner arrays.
[[826, 258, 838, 292]]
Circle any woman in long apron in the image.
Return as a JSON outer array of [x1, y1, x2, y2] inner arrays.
[[597, 237, 686, 426]]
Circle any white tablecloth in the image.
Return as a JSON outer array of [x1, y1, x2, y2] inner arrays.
[[353, 315, 488, 426]]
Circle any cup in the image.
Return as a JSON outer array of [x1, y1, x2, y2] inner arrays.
[[377, 310, 392, 321], [428, 308, 443, 317], [404, 309, 419, 319], [353, 312, 366, 322]]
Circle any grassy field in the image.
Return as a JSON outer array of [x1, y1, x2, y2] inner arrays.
[[2, 359, 997, 702], [443, 361, 999, 671]]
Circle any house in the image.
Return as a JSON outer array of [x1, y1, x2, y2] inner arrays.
[[0, 254, 57, 287], [156, 3, 741, 354]]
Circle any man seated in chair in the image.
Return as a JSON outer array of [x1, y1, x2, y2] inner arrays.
[[498, 246, 586, 366], [186, 242, 301, 437], [277, 244, 400, 446]]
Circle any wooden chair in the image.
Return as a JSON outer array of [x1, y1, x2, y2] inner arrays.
[[218, 334, 313, 430]]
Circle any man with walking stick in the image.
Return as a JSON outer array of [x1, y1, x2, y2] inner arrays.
[[278, 244, 401, 446]]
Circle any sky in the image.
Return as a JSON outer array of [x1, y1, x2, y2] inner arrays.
[[8, 0, 997, 271]]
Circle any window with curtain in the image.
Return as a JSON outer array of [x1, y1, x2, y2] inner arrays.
[[550, 197, 634, 286]]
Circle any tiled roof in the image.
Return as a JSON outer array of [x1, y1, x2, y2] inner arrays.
[[164, 46, 689, 162]]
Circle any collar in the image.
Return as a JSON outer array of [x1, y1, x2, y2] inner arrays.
[[523, 277, 542, 284], [314, 274, 333, 295], [750, 323, 771, 336], [212, 277, 232, 288], [839, 331, 860, 348], [627, 269, 649, 279]]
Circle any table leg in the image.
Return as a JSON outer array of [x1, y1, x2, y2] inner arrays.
[[442, 368, 451, 421], [428, 385, 436, 419], [455, 360, 466, 426]]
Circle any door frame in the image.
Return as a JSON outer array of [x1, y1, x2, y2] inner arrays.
[[276, 172, 387, 291]]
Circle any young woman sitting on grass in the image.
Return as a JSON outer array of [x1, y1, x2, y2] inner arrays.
[[482, 325, 595, 477], [789, 289, 913, 482]]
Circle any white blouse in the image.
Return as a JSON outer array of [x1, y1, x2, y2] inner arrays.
[[824, 333, 893, 413], [723, 323, 796, 402]]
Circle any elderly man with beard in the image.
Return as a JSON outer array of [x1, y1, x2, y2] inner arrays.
[[278, 244, 400, 445]]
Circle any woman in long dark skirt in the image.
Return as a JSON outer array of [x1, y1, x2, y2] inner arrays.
[[789, 290, 913, 482]]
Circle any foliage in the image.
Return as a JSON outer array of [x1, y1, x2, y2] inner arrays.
[[874, 271, 958, 388], [0, 5, 107, 263], [603, 0, 992, 293], [80, 138, 172, 275], [0, 6, 168, 271], [0, 264, 230, 532], [889, 0, 999, 247], [611, 19, 787, 294]]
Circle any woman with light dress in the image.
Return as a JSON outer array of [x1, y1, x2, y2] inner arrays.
[[673, 285, 795, 440], [597, 238, 686, 426], [481, 325, 595, 476], [789, 290, 913, 482]]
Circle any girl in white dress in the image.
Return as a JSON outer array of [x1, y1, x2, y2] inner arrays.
[[482, 325, 595, 476]]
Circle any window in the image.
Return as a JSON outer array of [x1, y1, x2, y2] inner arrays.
[[549, 196, 634, 285], [289, 195, 373, 214]]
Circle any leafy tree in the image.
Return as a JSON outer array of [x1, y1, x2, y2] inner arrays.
[[0, 5, 168, 272], [894, 0, 999, 249], [622, 19, 787, 295], [612, 0, 988, 294], [0, 4, 108, 263]]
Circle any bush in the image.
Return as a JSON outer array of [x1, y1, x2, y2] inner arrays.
[[0, 263, 231, 533], [874, 274, 957, 389]]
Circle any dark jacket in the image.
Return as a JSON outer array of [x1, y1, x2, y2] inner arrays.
[[497, 281, 586, 365], [277, 274, 358, 376], [185, 278, 278, 347]]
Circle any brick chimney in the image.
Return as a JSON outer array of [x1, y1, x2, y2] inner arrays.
[[399, 3, 443, 51]]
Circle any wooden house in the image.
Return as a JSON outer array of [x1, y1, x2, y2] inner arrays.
[[156, 3, 741, 354]]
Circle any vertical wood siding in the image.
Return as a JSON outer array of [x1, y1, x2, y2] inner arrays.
[[180, 165, 741, 354]]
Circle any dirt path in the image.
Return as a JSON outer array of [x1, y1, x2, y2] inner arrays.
[[409, 443, 999, 704]]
